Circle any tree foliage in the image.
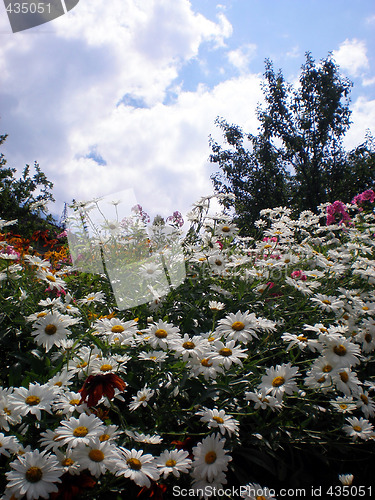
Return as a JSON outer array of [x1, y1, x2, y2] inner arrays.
[[210, 52, 375, 232], [0, 133, 57, 236]]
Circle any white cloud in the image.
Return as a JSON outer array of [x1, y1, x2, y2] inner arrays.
[[227, 44, 257, 73], [333, 38, 369, 77], [0, 0, 258, 221], [343, 96, 375, 150]]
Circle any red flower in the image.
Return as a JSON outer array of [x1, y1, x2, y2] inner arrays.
[[50, 472, 96, 500], [79, 373, 127, 407], [137, 482, 167, 500], [171, 436, 197, 459]]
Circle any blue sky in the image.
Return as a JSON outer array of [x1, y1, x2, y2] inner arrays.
[[0, 0, 374, 223]]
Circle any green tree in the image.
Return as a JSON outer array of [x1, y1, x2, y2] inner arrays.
[[0, 134, 57, 236], [210, 52, 375, 231]]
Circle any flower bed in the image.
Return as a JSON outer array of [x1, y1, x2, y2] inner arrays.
[[0, 192, 374, 499]]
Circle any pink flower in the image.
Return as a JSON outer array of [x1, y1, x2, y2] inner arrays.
[[326, 201, 351, 225]]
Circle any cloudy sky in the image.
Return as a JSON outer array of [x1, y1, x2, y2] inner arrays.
[[1, 0, 374, 223]]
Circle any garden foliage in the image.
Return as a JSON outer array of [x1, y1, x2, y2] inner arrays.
[[0, 191, 375, 499]]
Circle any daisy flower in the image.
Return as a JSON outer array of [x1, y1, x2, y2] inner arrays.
[[72, 438, 120, 477], [196, 407, 239, 436], [342, 416, 374, 441], [216, 310, 260, 343], [211, 339, 247, 369], [37, 269, 67, 292], [125, 430, 163, 444], [156, 449, 192, 478], [9, 383, 55, 420], [144, 320, 181, 349], [188, 355, 223, 381], [355, 391, 375, 418], [330, 397, 357, 414], [116, 448, 160, 488], [320, 336, 361, 368], [208, 252, 228, 275], [310, 293, 345, 313], [191, 471, 228, 498], [215, 222, 238, 238], [54, 413, 105, 450], [191, 433, 232, 482], [93, 317, 138, 344], [338, 474, 354, 485], [31, 311, 77, 352], [209, 300, 225, 311], [129, 386, 155, 412], [245, 389, 283, 412], [332, 369, 362, 396], [258, 363, 300, 398], [171, 334, 210, 362], [281, 332, 321, 352], [55, 449, 81, 475], [78, 291, 106, 305], [138, 350, 169, 363], [5, 449, 63, 500], [53, 391, 88, 416], [0, 393, 22, 431], [0, 432, 19, 457]]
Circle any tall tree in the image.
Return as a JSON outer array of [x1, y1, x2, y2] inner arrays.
[[0, 134, 56, 235], [210, 52, 375, 230]]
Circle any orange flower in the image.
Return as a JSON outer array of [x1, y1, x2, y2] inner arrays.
[[79, 373, 127, 407]]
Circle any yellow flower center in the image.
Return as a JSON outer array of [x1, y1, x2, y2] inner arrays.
[[182, 341, 195, 349], [362, 306, 369, 311], [127, 458, 142, 470], [231, 321, 245, 331], [62, 458, 74, 467], [297, 335, 308, 341], [100, 364, 113, 372], [69, 399, 81, 406], [219, 348, 232, 357], [364, 333, 372, 343], [215, 259, 223, 266], [205, 451, 217, 464], [46, 275, 56, 282], [322, 365, 332, 373], [221, 226, 231, 233], [165, 459, 177, 467], [360, 394, 369, 405], [3, 407, 11, 416], [37, 312, 47, 318], [317, 376, 326, 383], [322, 299, 331, 305], [333, 345, 347, 356], [201, 358, 213, 367], [272, 376, 285, 387], [155, 329, 168, 338], [25, 466, 43, 483], [99, 434, 110, 442], [111, 325, 124, 333], [44, 324, 57, 335], [213, 416, 224, 424], [25, 395, 40, 406], [353, 425, 362, 432], [89, 449, 105, 462], [54, 381, 63, 387], [73, 426, 88, 437], [76, 361, 88, 368], [340, 372, 349, 383], [256, 497, 267, 500]]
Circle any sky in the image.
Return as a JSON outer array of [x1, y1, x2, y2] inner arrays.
[[1, 0, 374, 224]]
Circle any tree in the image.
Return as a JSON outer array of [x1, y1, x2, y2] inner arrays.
[[210, 52, 375, 231], [0, 134, 57, 236]]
